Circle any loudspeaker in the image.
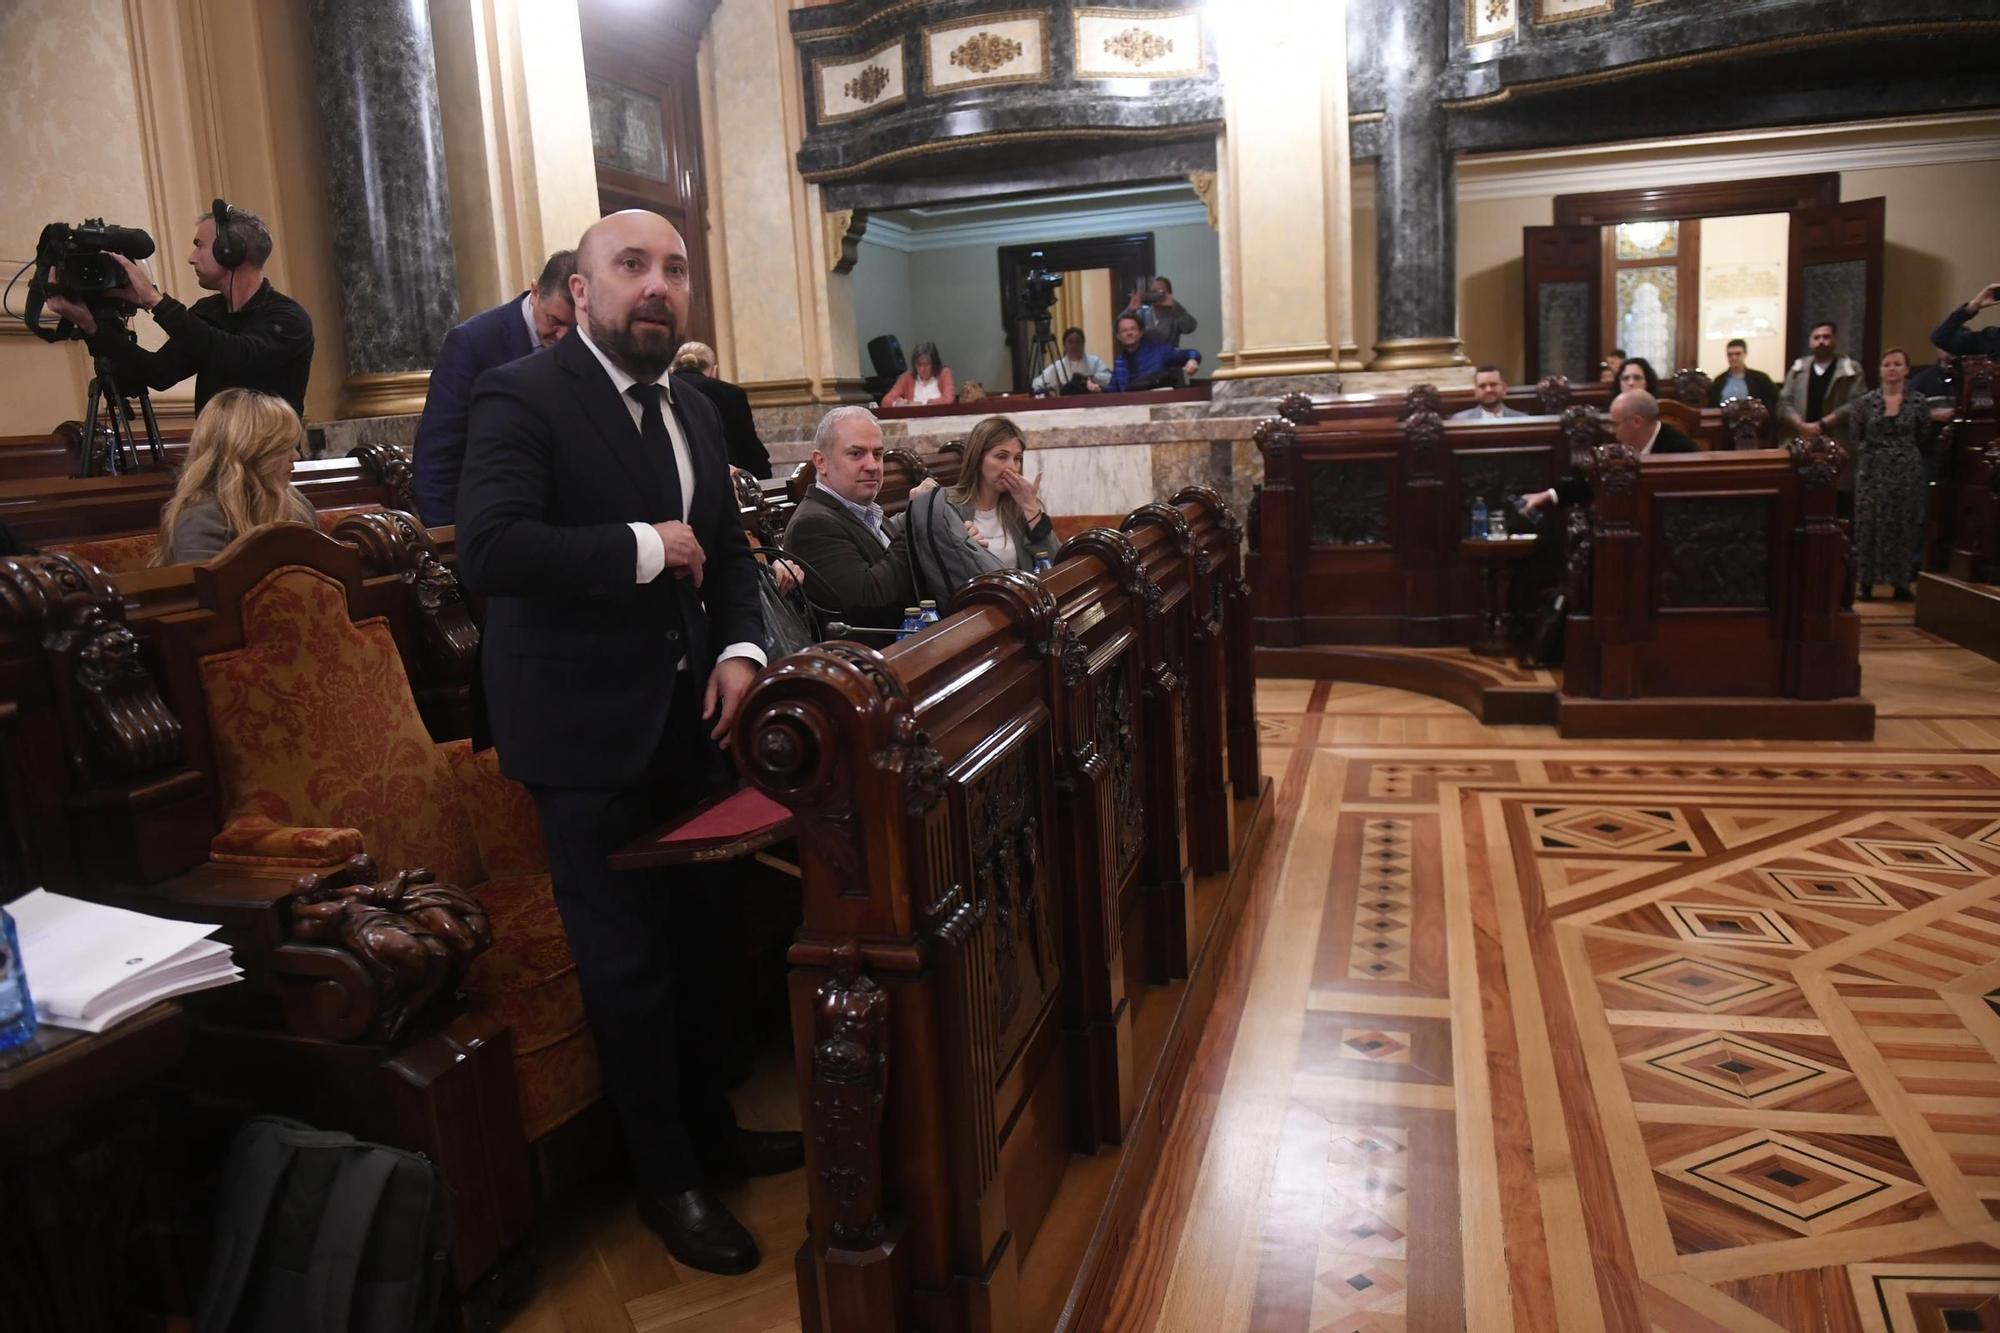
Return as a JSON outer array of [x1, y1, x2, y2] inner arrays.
[[867, 334, 906, 379], [210, 198, 246, 270]]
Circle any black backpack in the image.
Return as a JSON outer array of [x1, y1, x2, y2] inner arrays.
[[196, 1115, 450, 1333]]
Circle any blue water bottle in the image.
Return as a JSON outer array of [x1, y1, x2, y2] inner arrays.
[[899, 606, 922, 641], [1470, 497, 1488, 539], [1033, 555, 1053, 575], [0, 903, 38, 1052], [919, 600, 940, 627]]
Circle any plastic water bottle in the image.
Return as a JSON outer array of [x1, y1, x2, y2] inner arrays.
[[0, 904, 37, 1052], [1470, 497, 1488, 539], [1033, 555, 1053, 575], [1488, 504, 1508, 539], [899, 607, 922, 641], [918, 600, 940, 627]]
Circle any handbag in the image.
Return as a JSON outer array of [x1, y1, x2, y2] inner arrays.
[[749, 547, 817, 658]]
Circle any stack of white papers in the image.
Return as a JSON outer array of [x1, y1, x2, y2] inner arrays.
[[9, 888, 241, 1033]]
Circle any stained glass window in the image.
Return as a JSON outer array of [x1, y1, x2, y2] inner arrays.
[[1615, 220, 1678, 261], [1616, 265, 1677, 373], [587, 76, 668, 182]]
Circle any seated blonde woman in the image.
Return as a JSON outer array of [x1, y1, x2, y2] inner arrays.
[[905, 415, 1060, 597], [154, 388, 315, 565]]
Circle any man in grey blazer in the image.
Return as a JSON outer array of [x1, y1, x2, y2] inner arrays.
[[1452, 366, 1528, 420], [782, 406, 928, 632]]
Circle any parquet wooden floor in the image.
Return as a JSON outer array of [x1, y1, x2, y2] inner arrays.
[[1111, 605, 2000, 1333], [502, 606, 2000, 1332]]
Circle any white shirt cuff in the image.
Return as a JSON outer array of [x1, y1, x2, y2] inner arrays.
[[629, 522, 664, 583], [718, 641, 767, 669]]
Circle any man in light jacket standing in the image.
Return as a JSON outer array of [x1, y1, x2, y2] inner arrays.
[[1779, 320, 1863, 435]]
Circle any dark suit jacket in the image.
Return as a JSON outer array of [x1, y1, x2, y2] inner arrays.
[[458, 332, 764, 790], [682, 374, 770, 479], [415, 293, 538, 526], [1707, 368, 1778, 414], [782, 485, 916, 633], [1553, 423, 1702, 506]]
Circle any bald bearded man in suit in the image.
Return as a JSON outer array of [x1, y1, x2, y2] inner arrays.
[[458, 210, 800, 1276]]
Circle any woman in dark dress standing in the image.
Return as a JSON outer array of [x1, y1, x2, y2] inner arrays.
[[1806, 348, 1953, 601]]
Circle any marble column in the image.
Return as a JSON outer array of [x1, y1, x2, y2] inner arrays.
[[1368, 0, 1466, 370], [1208, 2, 1350, 404], [308, 0, 460, 417]]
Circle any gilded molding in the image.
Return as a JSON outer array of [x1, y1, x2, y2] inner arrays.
[[920, 10, 1049, 95], [1532, 0, 1612, 24], [813, 39, 907, 125], [799, 120, 1222, 184], [1187, 169, 1218, 230], [1072, 7, 1204, 81]]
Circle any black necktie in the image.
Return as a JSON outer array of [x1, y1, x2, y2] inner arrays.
[[627, 382, 685, 522]]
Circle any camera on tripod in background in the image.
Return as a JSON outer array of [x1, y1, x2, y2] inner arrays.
[[1020, 268, 1063, 316], [19, 218, 165, 476], [23, 218, 157, 340]]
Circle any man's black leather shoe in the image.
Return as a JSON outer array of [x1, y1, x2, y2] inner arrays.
[[704, 1128, 806, 1181], [636, 1188, 760, 1275]]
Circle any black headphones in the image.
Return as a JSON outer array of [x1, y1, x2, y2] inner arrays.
[[210, 198, 246, 270]]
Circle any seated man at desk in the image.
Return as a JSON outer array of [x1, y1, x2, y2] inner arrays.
[[1108, 313, 1200, 392], [1451, 366, 1527, 420], [1518, 389, 1698, 513], [783, 406, 929, 632]]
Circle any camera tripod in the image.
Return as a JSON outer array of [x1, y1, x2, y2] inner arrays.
[[77, 332, 163, 477], [1024, 312, 1060, 394]]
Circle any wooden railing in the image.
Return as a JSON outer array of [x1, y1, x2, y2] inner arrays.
[[734, 488, 1265, 1332], [1562, 440, 1860, 702]]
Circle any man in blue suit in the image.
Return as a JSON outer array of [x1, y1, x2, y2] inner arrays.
[[413, 249, 576, 525]]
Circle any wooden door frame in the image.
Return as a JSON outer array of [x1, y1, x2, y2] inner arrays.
[[1554, 173, 1839, 226], [997, 234, 1157, 393]]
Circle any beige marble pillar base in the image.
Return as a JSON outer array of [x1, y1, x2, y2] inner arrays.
[[1211, 344, 1344, 381], [1367, 336, 1469, 372], [338, 370, 431, 419]]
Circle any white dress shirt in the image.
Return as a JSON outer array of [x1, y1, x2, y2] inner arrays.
[[518, 292, 539, 350], [572, 324, 764, 670]]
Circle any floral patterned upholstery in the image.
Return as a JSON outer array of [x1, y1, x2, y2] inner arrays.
[[197, 564, 597, 1139], [442, 740, 548, 880], [210, 813, 365, 868], [46, 533, 160, 573]]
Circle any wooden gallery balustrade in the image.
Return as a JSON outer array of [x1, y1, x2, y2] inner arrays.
[[733, 486, 1268, 1333], [1557, 436, 1869, 738], [1248, 389, 1602, 647]]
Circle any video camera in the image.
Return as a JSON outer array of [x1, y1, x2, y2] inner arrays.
[[23, 218, 156, 342], [1021, 268, 1063, 317]]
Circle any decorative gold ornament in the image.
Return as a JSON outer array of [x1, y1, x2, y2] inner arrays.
[[843, 64, 890, 103], [1103, 27, 1172, 65], [950, 31, 1023, 74], [1187, 169, 1218, 230], [1485, 0, 1510, 21]]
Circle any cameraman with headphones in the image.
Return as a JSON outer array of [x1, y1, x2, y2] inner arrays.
[[44, 200, 314, 418]]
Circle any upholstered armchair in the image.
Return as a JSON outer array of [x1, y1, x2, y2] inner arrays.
[[179, 522, 599, 1154]]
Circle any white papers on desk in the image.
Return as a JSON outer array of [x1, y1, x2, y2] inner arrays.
[[8, 889, 241, 1033]]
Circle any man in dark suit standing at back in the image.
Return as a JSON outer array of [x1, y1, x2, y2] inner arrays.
[[413, 249, 576, 525], [458, 211, 799, 1275], [1518, 389, 1700, 513]]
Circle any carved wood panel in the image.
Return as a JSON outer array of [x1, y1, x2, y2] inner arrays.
[[965, 731, 1060, 1081], [1093, 657, 1145, 888], [1656, 496, 1772, 609], [1307, 460, 1393, 547]]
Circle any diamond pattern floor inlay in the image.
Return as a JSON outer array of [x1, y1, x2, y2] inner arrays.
[[1104, 651, 2000, 1333]]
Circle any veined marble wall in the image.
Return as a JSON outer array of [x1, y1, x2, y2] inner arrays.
[[765, 402, 1266, 525]]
